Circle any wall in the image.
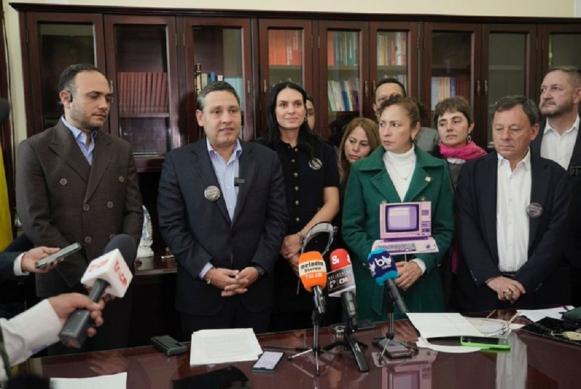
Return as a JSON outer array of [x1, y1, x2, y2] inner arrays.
[[2, 0, 578, 146]]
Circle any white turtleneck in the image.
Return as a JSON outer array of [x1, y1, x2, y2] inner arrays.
[[383, 145, 416, 201]]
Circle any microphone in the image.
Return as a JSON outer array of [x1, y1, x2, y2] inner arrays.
[[0, 98, 10, 124], [298, 251, 327, 315], [328, 248, 357, 329], [367, 248, 408, 314], [59, 235, 136, 348]]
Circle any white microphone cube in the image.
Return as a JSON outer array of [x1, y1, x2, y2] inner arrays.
[[81, 249, 133, 298]]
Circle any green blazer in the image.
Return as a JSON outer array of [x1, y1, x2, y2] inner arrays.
[[342, 146, 454, 321]]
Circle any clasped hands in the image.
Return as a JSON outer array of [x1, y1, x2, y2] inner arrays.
[[486, 276, 526, 304], [205, 267, 259, 297]]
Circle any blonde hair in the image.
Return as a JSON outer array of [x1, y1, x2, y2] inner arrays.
[[338, 117, 380, 184]]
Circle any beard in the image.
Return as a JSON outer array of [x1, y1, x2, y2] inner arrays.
[[539, 100, 574, 118]]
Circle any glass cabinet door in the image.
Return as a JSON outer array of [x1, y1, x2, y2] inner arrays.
[[484, 27, 534, 146], [258, 19, 313, 136], [182, 18, 253, 141], [548, 33, 581, 68], [105, 16, 178, 165], [429, 31, 473, 110], [319, 21, 368, 139], [370, 22, 418, 118], [23, 13, 105, 135]]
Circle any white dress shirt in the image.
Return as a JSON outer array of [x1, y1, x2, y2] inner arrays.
[[541, 115, 580, 170], [496, 150, 532, 272], [0, 299, 61, 381]]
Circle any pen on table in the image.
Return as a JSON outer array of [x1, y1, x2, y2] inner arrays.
[[506, 312, 519, 325]]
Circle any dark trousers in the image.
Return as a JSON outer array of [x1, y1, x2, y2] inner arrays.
[[180, 295, 270, 340]]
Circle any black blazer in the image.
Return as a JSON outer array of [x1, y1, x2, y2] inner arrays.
[[158, 140, 288, 316], [531, 117, 581, 182], [455, 151, 571, 311], [0, 251, 19, 285]]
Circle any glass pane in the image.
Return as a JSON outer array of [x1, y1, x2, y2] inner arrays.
[[116, 25, 169, 156], [268, 29, 304, 86], [376, 31, 408, 90], [487, 33, 526, 143], [327, 30, 360, 126], [39, 23, 95, 129], [549, 34, 581, 68], [192, 27, 246, 133], [431, 32, 471, 110]]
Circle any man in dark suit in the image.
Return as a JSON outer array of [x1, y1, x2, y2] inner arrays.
[[533, 66, 581, 180], [533, 66, 581, 305], [158, 81, 287, 337], [15, 63, 143, 351], [456, 95, 570, 312]]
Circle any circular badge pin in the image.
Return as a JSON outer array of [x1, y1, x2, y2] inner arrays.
[[308, 158, 323, 170], [204, 186, 221, 202], [526, 202, 543, 218]]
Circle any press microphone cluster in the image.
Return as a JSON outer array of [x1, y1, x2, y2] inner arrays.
[[298, 251, 327, 315], [59, 235, 136, 348], [327, 248, 357, 329], [367, 248, 408, 314]]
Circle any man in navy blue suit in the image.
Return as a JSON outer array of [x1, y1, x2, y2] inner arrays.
[[456, 95, 570, 311], [158, 81, 287, 337]]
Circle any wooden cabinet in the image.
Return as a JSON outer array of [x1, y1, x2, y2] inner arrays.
[[13, 4, 581, 162]]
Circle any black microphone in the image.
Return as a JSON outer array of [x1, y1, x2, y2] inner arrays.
[[328, 248, 358, 329], [0, 98, 10, 124], [59, 234, 136, 348]]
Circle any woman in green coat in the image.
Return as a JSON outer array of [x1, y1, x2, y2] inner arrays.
[[342, 95, 454, 321]]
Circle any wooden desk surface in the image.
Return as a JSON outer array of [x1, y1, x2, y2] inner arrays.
[[20, 316, 581, 388]]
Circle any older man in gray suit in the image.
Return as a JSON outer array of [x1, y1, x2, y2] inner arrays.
[[15, 63, 143, 351]]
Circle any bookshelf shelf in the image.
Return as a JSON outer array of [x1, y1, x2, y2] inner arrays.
[[120, 112, 170, 118]]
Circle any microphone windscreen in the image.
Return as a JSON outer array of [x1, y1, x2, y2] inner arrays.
[[0, 98, 10, 124], [367, 248, 398, 286], [298, 251, 327, 293], [329, 248, 351, 271], [102, 234, 137, 267]]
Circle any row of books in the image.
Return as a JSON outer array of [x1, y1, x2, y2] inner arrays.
[[117, 72, 168, 114], [430, 75, 470, 109], [269, 30, 302, 66], [194, 71, 245, 106], [327, 79, 360, 112], [327, 31, 359, 67], [377, 32, 407, 66]]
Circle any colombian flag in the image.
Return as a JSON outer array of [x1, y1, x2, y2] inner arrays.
[[0, 144, 12, 250]]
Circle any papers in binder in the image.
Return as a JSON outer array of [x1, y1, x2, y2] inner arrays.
[[189, 328, 263, 366]]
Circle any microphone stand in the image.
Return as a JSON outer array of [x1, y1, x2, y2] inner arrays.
[[323, 315, 369, 372], [288, 309, 323, 376], [374, 286, 413, 360]]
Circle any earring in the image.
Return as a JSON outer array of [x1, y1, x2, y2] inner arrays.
[[467, 134, 472, 143]]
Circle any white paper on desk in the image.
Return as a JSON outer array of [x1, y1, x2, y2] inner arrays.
[[518, 306, 573, 323], [190, 328, 262, 366], [407, 313, 484, 339], [50, 372, 127, 389], [416, 337, 480, 353]]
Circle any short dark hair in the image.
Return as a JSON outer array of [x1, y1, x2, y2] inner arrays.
[[493, 95, 539, 126], [196, 81, 240, 111], [545, 66, 581, 88], [433, 96, 473, 127], [377, 95, 420, 128], [375, 77, 407, 98], [57, 63, 105, 94]]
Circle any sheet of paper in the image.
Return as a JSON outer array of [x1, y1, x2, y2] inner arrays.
[[518, 306, 573, 323], [51, 372, 127, 389], [190, 328, 262, 366], [416, 337, 480, 353], [407, 313, 484, 339]]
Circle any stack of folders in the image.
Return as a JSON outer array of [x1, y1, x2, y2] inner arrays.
[[190, 328, 263, 366]]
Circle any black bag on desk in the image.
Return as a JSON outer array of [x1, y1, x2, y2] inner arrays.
[[521, 317, 581, 346], [173, 366, 249, 389]]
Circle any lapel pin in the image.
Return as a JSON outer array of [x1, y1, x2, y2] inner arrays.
[[526, 202, 543, 218], [425, 176, 431, 182], [204, 185, 221, 202], [308, 158, 322, 170]]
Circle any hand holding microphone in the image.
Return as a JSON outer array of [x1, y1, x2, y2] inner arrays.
[[59, 235, 136, 348], [367, 248, 408, 314], [298, 251, 328, 315]]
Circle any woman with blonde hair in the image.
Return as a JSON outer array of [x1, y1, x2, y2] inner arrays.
[[338, 117, 380, 186]]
